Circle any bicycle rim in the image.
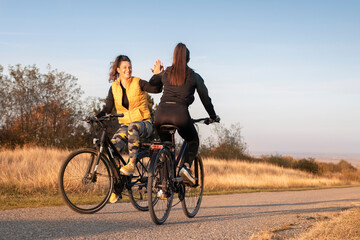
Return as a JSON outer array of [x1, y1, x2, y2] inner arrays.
[[59, 148, 113, 214], [129, 151, 150, 211], [181, 155, 204, 218], [148, 149, 173, 225]]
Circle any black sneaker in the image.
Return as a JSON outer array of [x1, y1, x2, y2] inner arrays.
[[179, 166, 196, 186]]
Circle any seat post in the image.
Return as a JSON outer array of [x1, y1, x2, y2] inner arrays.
[[170, 130, 176, 145], [160, 124, 178, 151]]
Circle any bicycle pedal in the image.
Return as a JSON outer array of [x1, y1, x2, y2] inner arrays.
[[183, 180, 196, 187], [157, 190, 167, 199]]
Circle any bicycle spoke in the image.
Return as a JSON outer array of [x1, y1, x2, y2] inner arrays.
[[148, 149, 173, 225], [181, 156, 204, 218], [128, 151, 150, 211], [59, 149, 113, 214]]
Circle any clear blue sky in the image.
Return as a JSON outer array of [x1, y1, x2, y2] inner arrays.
[[1, 0, 360, 156]]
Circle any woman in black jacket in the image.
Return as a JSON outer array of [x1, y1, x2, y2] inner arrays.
[[150, 43, 220, 184]]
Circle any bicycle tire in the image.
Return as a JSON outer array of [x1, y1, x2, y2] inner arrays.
[[181, 155, 204, 218], [59, 148, 113, 214], [147, 148, 174, 225], [128, 150, 150, 211]]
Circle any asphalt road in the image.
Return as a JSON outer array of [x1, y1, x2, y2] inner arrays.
[[1, 187, 359, 240]]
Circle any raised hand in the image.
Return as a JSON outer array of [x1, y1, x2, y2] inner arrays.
[[150, 59, 164, 74]]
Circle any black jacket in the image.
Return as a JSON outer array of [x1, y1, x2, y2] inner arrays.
[[149, 67, 216, 119]]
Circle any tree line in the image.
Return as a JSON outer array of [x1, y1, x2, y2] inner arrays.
[[0, 64, 100, 148]]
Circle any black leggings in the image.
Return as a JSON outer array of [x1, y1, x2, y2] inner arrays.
[[154, 102, 199, 166]]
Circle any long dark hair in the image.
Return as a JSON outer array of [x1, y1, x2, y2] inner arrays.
[[169, 43, 191, 86], [109, 55, 131, 82]]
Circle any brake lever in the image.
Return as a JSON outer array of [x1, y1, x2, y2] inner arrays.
[[204, 118, 211, 125]]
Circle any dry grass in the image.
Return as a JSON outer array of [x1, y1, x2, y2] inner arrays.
[[0, 148, 352, 193], [0, 147, 358, 210], [0, 146, 69, 191], [203, 158, 347, 191], [296, 207, 360, 240], [249, 206, 360, 240]]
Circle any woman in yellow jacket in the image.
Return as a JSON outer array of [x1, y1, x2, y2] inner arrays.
[[96, 55, 160, 202]]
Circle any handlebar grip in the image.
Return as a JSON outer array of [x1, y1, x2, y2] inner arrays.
[[84, 116, 97, 123], [204, 118, 211, 125]]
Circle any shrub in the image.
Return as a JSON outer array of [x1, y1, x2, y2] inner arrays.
[[263, 155, 294, 168], [199, 123, 250, 160], [318, 160, 357, 175], [337, 160, 357, 172], [293, 158, 319, 174]]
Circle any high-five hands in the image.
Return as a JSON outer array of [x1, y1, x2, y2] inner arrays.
[[151, 60, 164, 74]]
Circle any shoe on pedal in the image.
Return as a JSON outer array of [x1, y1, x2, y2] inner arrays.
[[109, 193, 119, 203], [120, 162, 135, 176], [157, 189, 167, 199], [179, 166, 196, 186]]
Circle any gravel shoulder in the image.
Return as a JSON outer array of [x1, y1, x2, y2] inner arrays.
[[1, 187, 359, 239]]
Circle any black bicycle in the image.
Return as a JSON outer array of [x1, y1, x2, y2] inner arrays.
[[58, 113, 151, 214], [147, 118, 215, 224]]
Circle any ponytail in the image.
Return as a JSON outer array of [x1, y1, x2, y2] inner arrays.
[[169, 43, 191, 86]]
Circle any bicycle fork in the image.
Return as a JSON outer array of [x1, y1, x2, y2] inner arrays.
[[84, 130, 107, 183]]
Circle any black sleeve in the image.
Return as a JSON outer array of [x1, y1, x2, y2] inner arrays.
[[96, 87, 114, 118], [139, 79, 162, 93], [149, 72, 164, 88], [194, 73, 217, 119]]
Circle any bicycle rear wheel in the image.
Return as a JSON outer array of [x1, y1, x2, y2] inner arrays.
[[59, 148, 113, 214], [181, 155, 204, 218], [147, 148, 174, 225], [128, 151, 150, 211]]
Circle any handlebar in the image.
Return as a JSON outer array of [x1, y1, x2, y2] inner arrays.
[[84, 113, 124, 123], [85, 114, 218, 126], [192, 117, 220, 125]]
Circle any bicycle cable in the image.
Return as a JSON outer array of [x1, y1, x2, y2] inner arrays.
[[171, 199, 182, 208]]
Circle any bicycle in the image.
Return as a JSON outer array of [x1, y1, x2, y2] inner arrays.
[[147, 118, 216, 224], [58, 113, 151, 214]]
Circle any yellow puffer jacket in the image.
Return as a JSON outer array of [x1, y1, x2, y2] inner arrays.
[[112, 77, 151, 125]]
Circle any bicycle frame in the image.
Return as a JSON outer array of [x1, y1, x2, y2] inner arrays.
[[149, 118, 213, 188], [147, 117, 214, 224], [90, 117, 150, 188], [88, 121, 126, 182], [59, 113, 152, 214], [149, 132, 198, 190]]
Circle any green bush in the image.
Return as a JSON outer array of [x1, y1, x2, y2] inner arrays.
[[293, 158, 319, 174]]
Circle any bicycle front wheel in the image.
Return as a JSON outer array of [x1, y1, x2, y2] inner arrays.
[[147, 148, 174, 225], [59, 148, 113, 214], [129, 150, 150, 211], [181, 155, 204, 218]]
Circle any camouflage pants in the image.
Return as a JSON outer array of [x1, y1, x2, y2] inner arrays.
[[111, 121, 152, 160]]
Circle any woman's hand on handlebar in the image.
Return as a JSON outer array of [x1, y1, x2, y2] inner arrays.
[[210, 115, 220, 123], [85, 116, 97, 123]]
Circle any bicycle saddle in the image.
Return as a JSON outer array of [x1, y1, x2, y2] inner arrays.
[[160, 124, 178, 132]]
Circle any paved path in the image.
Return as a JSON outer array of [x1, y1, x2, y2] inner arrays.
[[1, 187, 359, 239]]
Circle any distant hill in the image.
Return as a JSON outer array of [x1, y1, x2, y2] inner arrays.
[[251, 152, 360, 166]]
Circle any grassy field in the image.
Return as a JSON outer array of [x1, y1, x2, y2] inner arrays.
[[0, 147, 359, 210]]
